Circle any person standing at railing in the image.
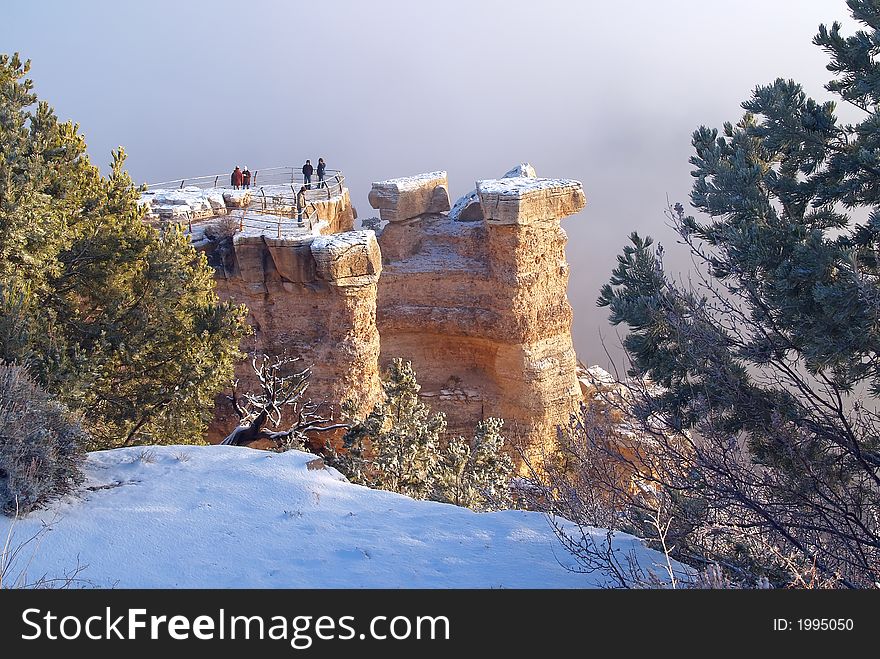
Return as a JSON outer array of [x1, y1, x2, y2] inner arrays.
[[231, 166, 243, 190], [317, 158, 326, 189], [302, 159, 313, 189], [296, 185, 307, 222], [242, 166, 251, 189]]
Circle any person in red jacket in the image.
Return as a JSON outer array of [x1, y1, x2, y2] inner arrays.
[[231, 166, 243, 190]]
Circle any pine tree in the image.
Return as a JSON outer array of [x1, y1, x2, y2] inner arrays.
[[331, 360, 514, 510], [596, 0, 880, 587], [340, 359, 445, 499], [0, 53, 249, 448], [435, 418, 513, 511]]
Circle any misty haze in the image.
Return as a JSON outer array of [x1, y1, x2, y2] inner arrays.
[[2, 0, 879, 608], [1, 0, 853, 364]]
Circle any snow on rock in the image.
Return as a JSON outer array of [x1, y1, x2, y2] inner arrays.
[[206, 191, 227, 211], [583, 365, 616, 386], [477, 176, 585, 226], [0, 445, 683, 588], [141, 187, 229, 222], [311, 230, 382, 286], [222, 189, 253, 208], [140, 181, 348, 229], [368, 171, 450, 223], [139, 188, 253, 222], [449, 162, 537, 221]]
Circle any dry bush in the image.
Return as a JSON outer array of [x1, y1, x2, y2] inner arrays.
[[204, 214, 240, 242], [0, 363, 87, 516]]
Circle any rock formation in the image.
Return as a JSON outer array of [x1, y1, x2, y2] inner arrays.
[[372, 167, 585, 465], [205, 228, 382, 442], [140, 184, 355, 234], [448, 162, 537, 221], [309, 188, 356, 234], [169, 166, 586, 465], [367, 171, 451, 222]]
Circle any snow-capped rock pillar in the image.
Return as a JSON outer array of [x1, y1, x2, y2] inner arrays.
[[368, 171, 451, 223]]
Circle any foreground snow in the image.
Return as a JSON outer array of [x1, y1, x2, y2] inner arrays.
[[1, 446, 676, 588]]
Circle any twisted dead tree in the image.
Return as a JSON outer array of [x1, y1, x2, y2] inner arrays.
[[220, 354, 347, 449]]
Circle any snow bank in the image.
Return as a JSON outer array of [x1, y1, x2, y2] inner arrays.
[[140, 183, 334, 226], [0, 446, 680, 588]]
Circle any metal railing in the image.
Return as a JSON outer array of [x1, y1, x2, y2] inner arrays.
[[171, 190, 321, 239], [146, 166, 346, 201], [245, 188, 322, 237], [146, 165, 343, 240]]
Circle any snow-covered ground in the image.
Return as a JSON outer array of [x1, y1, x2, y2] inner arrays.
[[140, 184, 332, 225], [0, 446, 679, 588]]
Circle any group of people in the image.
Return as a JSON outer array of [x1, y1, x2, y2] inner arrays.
[[229, 159, 327, 191], [230, 165, 251, 190], [301, 158, 327, 189]]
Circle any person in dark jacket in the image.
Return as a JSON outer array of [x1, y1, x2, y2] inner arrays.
[[316, 158, 326, 189], [302, 160, 313, 189], [231, 166, 243, 190], [242, 166, 251, 189]]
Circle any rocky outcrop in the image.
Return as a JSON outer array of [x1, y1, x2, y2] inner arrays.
[[140, 184, 354, 232], [178, 163, 585, 466], [449, 162, 537, 222], [309, 188, 357, 234], [477, 177, 585, 226], [222, 189, 253, 208], [367, 171, 451, 223], [372, 169, 585, 467], [205, 229, 382, 443]]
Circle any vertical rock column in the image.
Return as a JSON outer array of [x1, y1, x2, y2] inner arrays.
[[373, 169, 585, 468], [476, 177, 586, 464], [207, 230, 383, 443]]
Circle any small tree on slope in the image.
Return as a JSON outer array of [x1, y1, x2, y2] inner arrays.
[[596, 0, 880, 587], [330, 359, 513, 510], [339, 359, 445, 500], [436, 418, 513, 511]]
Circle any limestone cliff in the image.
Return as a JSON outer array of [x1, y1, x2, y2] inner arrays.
[[371, 169, 585, 464], [176, 167, 585, 463], [141, 184, 356, 235], [205, 227, 382, 442]]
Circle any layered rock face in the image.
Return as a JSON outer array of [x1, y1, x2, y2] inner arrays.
[[372, 168, 585, 465], [310, 188, 357, 234], [368, 171, 451, 222], [186, 164, 584, 463], [205, 229, 382, 442]]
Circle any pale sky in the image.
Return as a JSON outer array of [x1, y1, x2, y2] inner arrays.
[[0, 0, 858, 367]]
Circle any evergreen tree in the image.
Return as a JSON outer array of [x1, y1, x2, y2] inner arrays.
[[332, 360, 514, 510], [596, 0, 880, 587], [340, 359, 445, 500], [0, 53, 248, 448], [435, 418, 513, 511]]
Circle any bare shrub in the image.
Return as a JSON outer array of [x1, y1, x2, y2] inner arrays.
[[204, 214, 240, 242], [0, 363, 87, 516], [221, 354, 346, 449]]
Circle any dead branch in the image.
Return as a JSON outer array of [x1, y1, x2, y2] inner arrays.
[[221, 354, 348, 450]]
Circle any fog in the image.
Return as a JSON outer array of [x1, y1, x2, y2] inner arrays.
[[1, 0, 856, 367]]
